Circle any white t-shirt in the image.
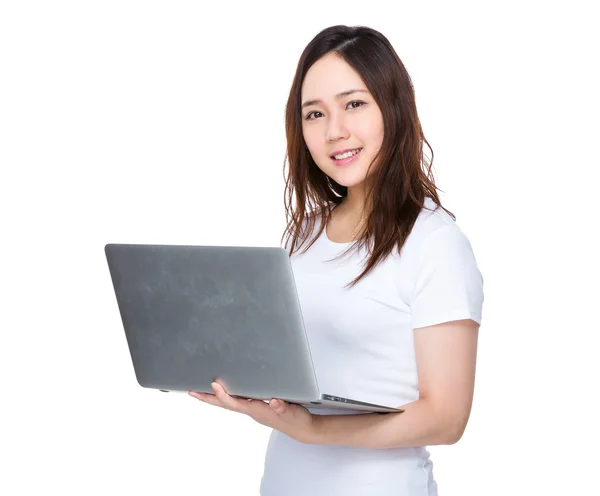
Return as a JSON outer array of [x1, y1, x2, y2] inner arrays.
[[260, 197, 484, 496]]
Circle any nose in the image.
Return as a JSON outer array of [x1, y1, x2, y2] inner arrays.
[[325, 113, 350, 143]]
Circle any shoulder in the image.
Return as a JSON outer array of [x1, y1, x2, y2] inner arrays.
[[392, 197, 468, 260], [388, 197, 482, 296], [406, 199, 484, 327], [411, 197, 459, 243]]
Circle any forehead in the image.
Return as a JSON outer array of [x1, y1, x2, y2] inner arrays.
[[301, 53, 366, 100]]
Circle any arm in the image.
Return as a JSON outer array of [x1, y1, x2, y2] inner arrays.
[[310, 318, 479, 449]]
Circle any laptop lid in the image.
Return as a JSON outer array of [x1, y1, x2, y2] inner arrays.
[[105, 243, 321, 403]]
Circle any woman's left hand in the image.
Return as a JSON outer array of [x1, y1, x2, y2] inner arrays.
[[189, 382, 319, 444]]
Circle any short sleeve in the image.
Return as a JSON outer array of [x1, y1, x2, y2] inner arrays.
[[410, 225, 484, 329]]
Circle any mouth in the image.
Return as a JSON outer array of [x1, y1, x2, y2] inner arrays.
[[330, 147, 363, 166]]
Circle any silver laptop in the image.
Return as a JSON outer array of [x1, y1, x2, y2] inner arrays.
[[104, 243, 402, 413]]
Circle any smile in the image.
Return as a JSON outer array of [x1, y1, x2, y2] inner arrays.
[[331, 147, 363, 166]]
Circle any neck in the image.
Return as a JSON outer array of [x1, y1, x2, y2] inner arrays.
[[341, 183, 367, 216]]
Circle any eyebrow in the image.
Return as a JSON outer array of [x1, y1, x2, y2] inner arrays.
[[301, 89, 369, 109]]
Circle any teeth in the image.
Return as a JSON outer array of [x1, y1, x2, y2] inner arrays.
[[334, 148, 361, 160]]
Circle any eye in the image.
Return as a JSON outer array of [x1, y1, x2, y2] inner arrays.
[[304, 101, 366, 120], [305, 111, 323, 121], [346, 100, 366, 110]]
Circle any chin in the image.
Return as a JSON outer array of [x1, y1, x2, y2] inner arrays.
[[327, 170, 369, 189]]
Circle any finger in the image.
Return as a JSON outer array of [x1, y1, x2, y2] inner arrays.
[[188, 391, 209, 400], [188, 390, 217, 401], [193, 395, 224, 408], [211, 382, 247, 413], [189, 391, 225, 408], [269, 398, 287, 415]]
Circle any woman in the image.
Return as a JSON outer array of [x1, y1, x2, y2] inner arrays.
[[190, 24, 484, 496]]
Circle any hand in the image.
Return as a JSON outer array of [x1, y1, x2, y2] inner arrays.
[[189, 382, 319, 444]]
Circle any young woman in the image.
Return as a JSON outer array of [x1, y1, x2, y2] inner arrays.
[[190, 25, 484, 496]]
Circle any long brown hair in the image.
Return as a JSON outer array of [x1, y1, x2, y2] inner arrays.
[[281, 25, 454, 287]]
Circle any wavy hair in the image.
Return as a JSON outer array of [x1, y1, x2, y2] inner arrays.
[[281, 25, 454, 287]]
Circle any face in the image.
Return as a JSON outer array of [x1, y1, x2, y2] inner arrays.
[[301, 52, 384, 190]]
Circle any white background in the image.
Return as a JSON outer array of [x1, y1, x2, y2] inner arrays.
[[1, 1, 598, 494]]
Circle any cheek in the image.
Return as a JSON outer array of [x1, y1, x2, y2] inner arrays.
[[358, 121, 384, 147], [302, 127, 324, 157]]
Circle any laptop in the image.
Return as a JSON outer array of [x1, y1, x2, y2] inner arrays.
[[105, 243, 402, 413]]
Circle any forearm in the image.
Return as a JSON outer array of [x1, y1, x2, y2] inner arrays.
[[310, 398, 461, 449]]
